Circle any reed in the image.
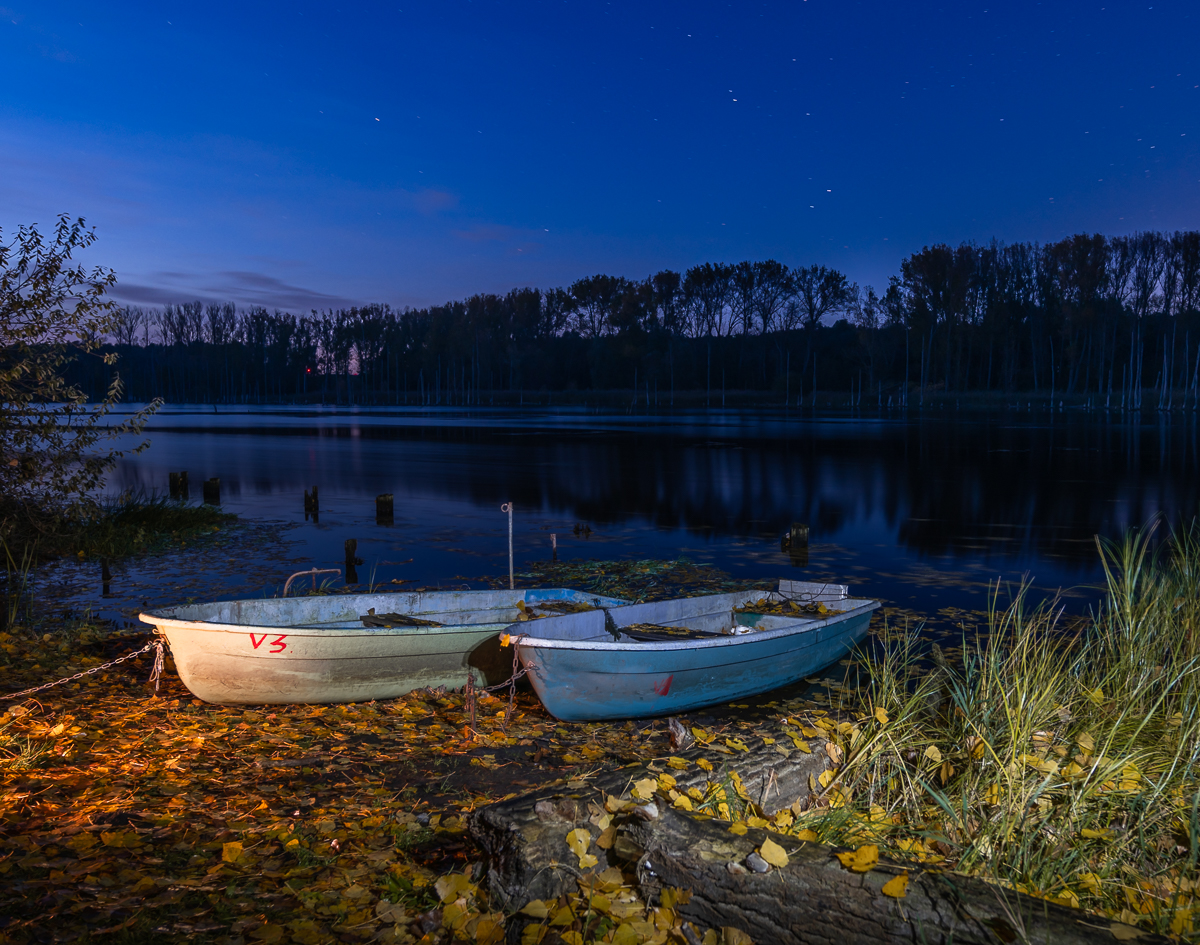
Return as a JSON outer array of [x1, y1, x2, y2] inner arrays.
[[0, 492, 233, 562], [802, 521, 1200, 937]]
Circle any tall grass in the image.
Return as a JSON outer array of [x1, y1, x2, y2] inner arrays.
[[805, 521, 1200, 937], [0, 492, 232, 562]]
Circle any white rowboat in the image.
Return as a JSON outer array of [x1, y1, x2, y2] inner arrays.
[[139, 588, 626, 705]]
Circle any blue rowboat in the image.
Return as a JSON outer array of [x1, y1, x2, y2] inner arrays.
[[505, 580, 880, 721], [139, 587, 627, 705]]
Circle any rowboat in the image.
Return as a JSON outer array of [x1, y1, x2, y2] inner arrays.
[[505, 580, 880, 721], [138, 588, 627, 705]]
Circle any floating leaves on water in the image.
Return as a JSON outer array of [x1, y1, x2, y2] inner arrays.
[[835, 844, 880, 873], [881, 872, 909, 898]]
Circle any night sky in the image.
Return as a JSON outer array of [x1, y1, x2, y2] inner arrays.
[[2, 1, 1197, 310]]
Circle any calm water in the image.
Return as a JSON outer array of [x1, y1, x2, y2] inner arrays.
[[62, 404, 1198, 627]]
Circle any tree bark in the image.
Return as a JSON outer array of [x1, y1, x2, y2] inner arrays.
[[468, 736, 1168, 945]]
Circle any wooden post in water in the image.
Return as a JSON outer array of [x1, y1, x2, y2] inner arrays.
[[376, 493, 394, 525], [202, 478, 220, 505], [781, 522, 809, 568], [169, 471, 190, 500], [344, 538, 360, 584]]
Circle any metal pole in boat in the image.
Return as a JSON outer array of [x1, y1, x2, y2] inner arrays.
[[501, 502, 514, 589]]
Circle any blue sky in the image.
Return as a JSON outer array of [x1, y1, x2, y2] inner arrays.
[[2, 1, 1197, 310]]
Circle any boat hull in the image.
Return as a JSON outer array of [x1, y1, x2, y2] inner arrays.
[[139, 588, 623, 705], [514, 593, 879, 720]]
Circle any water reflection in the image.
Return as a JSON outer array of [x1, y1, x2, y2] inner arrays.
[[95, 407, 1199, 619]]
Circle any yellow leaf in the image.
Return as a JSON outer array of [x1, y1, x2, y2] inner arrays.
[[667, 756, 690, 770], [1109, 923, 1144, 941], [728, 822, 748, 835], [696, 758, 713, 772], [789, 734, 811, 753], [881, 873, 909, 898], [747, 816, 769, 828], [578, 853, 598, 869], [692, 727, 715, 744], [657, 773, 677, 791], [758, 838, 788, 868], [632, 777, 659, 800], [874, 706, 889, 726], [722, 927, 753, 945], [284, 838, 300, 850], [589, 894, 612, 913], [1078, 872, 1103, 894], [923, 745, 942, 765], [661, 887, 692, 909], [521, 900, 550, 919], [597, 825, 616, 848], [795, 828, 819, 842], [835, 844, 879, 873], [965, 735, 985, 760], [566, 828, 592, 857], [1086, 687, 1106, 705], [561, 932, 584, 945], [222, 841, 243, 863], [725, 737, 749, 752], [817, 769, 835, 788], [612, 924, 639, 945], [1077, 731, 1095, 752], [435, 873, 472, 903], [1080, 827, 1116, 840], [673, 795, 694, 811]]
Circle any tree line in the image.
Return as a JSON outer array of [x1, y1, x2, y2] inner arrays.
[[71, 230, 1200, 407]]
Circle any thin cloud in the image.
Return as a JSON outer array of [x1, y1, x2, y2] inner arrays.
[[110, 271, 361, 312]]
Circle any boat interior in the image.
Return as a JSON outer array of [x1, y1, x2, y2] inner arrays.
[[516, 586, 876, 645], [143, 588, 627, 632]]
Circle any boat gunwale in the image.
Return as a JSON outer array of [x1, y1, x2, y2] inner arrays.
[[138, 615, 517, 638], [515, 599, 881, 653], [138, 587, 628, 639]]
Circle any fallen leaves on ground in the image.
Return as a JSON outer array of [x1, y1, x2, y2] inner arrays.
[[0, 561, 792, 944]]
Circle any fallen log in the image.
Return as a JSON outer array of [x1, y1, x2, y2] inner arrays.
[[468, 732, 1167, 945]]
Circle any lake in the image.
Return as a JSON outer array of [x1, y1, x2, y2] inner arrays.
[[43, 404, 1194, 630]]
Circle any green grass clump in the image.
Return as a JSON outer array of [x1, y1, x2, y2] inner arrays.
[[804, 521, 1200, 939], [72, 493, 233, 559], [0, 492, 234, 565]]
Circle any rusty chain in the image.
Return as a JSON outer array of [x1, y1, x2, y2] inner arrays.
[[1, 638, 165, 702]]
